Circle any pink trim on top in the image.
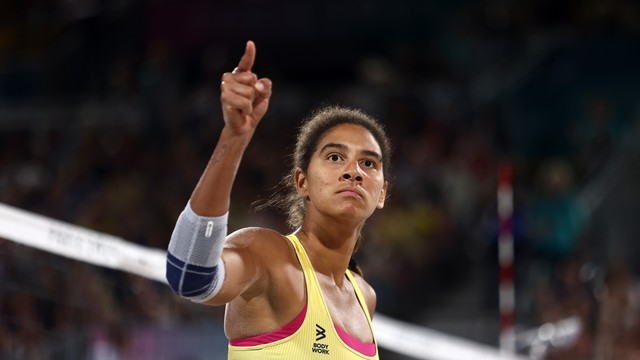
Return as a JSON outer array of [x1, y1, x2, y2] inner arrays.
[[229, 305, 307, 346], [334, 324, 377, 357], [229, 304, 376, 356]]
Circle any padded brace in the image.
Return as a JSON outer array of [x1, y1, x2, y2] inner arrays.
[[166, 202, 227, 303]]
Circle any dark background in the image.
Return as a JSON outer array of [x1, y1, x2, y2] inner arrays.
[[1, 0, 639, 359]]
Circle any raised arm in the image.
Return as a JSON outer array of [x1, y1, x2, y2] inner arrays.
[[166, 41, 272, 305], [191, 40, 272, 216]]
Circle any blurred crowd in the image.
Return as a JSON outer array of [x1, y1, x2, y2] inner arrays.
[[1, 0, 640, 359]]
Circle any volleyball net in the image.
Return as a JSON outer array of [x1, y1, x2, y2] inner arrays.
[[0, 202, 532, 360]]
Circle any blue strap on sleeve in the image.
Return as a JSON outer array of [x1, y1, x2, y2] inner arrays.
[[166, 202, 227, 303]]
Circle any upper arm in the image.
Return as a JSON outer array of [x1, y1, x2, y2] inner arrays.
[[201, 227, 284, 306]]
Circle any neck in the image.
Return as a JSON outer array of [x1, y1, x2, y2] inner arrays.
[[297, 219, 362, 286]]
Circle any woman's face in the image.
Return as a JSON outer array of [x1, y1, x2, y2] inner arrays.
[[295, 123, 387, 224]]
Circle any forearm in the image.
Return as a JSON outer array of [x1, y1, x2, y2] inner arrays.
[[189, 126, 254, 216], [166, 128, 254, 302]]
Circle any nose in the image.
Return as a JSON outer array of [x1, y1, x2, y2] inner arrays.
[[341, 169, 363, 182]]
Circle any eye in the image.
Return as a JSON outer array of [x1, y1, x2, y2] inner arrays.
[[328, 154, 342, 162], [361, 159, 376, 168]]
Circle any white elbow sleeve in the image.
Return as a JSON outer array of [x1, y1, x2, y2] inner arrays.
[[166, 202, 227, 303]]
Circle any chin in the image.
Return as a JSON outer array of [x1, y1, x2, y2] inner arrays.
[[333, 206, 372, 223]]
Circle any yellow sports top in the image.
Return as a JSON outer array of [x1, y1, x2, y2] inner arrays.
[[227, 234, 379, 359]]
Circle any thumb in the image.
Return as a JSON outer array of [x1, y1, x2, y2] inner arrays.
[[254, 78, 272, 102], [251, 78, 272, 121]]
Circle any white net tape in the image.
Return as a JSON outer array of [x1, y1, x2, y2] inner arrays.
[[0, 202, 526, 360]]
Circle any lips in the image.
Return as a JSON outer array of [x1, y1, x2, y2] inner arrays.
[[337, 187, 363, 198]]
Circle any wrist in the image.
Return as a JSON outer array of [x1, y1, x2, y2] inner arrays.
[[213, 125, 253, 161], [220, 125, 255, 148]]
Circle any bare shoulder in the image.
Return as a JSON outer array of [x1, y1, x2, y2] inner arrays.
[[225, 227, 294, 262], [352, 272, 377, 316], [213, 227, 297, 304], [226, 226, 285, 245]]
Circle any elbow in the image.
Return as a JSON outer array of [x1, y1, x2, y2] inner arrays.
[[166, 252, 222, 301]]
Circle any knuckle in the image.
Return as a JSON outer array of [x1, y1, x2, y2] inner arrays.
[[246, 86, 255, 98], [238, 72, 257, 83]]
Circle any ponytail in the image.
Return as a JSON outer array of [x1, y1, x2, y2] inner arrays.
[[348, 257, 363, 277]]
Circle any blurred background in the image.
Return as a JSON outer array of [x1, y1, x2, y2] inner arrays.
[[1, 0, 639, 359]]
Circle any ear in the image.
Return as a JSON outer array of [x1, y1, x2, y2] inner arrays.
[[376, 181, 388, 209], [294, 168, 308, 197]]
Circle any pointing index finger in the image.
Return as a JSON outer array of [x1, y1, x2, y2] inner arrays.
[[235, 40, 256, 73]]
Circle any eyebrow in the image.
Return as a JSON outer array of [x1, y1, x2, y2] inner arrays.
[[319, 143, 382, 161]]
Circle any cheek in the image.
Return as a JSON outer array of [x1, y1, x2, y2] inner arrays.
[[372, 174, 385, 191], [306, 169, 331, 195], [317, 175, 334, 194]]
